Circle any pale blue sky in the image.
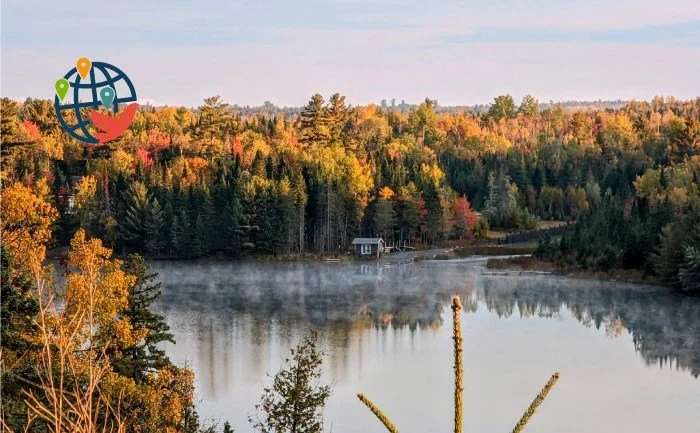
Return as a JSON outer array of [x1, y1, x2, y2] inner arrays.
[[2, 0, 699, 106]]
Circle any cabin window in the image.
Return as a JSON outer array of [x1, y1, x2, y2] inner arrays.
[[361, 244, 371, 255]]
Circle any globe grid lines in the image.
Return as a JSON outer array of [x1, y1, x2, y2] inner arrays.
[[54, 61, 137, 144]]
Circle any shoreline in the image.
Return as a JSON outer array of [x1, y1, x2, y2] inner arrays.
[[47, 243, 535, 263], [46, 245, 664, 288], [485, 255, 662, 286]]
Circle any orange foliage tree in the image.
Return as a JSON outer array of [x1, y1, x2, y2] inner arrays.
[[452, 195, 478, 239]]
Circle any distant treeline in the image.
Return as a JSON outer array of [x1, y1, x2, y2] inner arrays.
[[138, 98, 633, 118]]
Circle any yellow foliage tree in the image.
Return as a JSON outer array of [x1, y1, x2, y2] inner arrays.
[[65, 230, 139, 348], [74, 175, 98, 231], [0, 182, 58, 274], [9, 227, 199, 433], [19, 229, 135, 433]]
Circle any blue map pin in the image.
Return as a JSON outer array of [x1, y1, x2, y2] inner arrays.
[[100, 86, 115, 110]]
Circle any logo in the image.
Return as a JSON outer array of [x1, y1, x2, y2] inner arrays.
[[54, 58, 138, 144]]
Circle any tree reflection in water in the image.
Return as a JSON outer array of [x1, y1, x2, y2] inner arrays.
[[153, 260, 700, 379], [480, 276, 700, 378]]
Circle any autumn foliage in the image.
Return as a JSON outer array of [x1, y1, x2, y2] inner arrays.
[[0, 183, 200, 432], [1, 93, 698, 271], [452, 195, 478, 239]]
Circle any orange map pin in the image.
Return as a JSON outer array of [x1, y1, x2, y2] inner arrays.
[[77, 57, 91, 79]]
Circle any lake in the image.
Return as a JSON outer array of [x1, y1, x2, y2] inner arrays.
[[151, 258, 700, 433]]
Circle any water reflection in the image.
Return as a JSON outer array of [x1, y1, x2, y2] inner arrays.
[[155, 260, 699, 379], [478, 277, 700, 377], [152, 260, 700, 432]]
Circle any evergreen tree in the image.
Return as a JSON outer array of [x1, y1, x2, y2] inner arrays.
[[0, 247, 40, 431], [519, 94, 540, 119], [327, 93, 348, 146], [653, 224, 691, 288], [277, 178, 298, 254], [1, 97, 21, 144], [113, 254, 175, 383], [145, 198, 165, 257], [251, 188, 275, 253], [396, 185, 421, 246], [20, 98, 61, 135], [679, 245, 700, 293], [120, 181, 150, 251], [169, 212, 187, 257], [196, 95, 235, 141], [300, 94, 329, 147], [489, 94, 517, 121], [192, 213, 208, 257], [423, 185, 443, 244], [249, 331, 331, 433], [221, 198, 245, 256], [653, 202, 700, 289], [373, 197, 396, 241], [484, 171, 516, 226], [1, 247, 39, 353]]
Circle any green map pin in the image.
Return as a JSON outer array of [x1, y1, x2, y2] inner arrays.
[[55, 78, 69, 100], [100, 86, 115, 110]]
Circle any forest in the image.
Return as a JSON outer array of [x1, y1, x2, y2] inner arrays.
[[1, 94, 699, 432], [2, 94, 699, 290]]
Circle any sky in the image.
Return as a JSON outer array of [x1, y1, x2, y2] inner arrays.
[[1, 0, 699, 107]]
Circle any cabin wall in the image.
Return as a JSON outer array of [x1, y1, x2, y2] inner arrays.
[[353, 240, 384, 258], [354, 243, 382, 257]]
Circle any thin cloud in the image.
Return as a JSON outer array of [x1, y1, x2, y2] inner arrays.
[[441, 21, 700, 47]]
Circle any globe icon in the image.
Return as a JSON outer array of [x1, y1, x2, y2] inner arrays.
[[54, 61, 137, 144]]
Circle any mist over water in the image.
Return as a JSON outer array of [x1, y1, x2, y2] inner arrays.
[[152, 259, 700, 433]]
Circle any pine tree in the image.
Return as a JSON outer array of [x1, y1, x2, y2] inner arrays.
[[396, 185, 420, 246], [113, 254, 175, 383], [300, 94, 329, 147], [277, 178, 298, 254], [196, 95, 235, 141], [251, 189, 275, 253], [192, 213, 208, 257], [21, 98, 61, 135], [223, 421, 235, 433], [679, 245, 700, 293], [120, 181, 150, 251], [1, 97, 21, 144], [519, 94, 540, 119], [249, 331, 331, 433], [169, 212, 186, 257], [423, 185, 443, 244], [327, 93, 348, 146], [373, 197, 396, 241], [0, 247, 40, 431], [653, 222, 690, 288], [145, 198, 165, 257], [488, 94, 517, 121], [201, 189, 217, 248], [221, 198, 245, 256], [484, 171, 519, 227], [1, 247, 38, 352]]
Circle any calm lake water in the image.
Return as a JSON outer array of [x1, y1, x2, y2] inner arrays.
[[151, 258, 700, 433]]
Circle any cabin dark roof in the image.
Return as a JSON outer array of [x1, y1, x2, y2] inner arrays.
[[352, 237, 384, 245]]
